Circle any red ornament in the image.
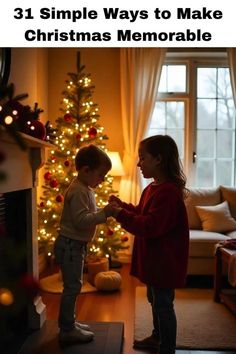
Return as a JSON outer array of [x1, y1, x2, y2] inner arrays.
[[39, 201, 45, 208], [49, 179, 58, 188], [121, 235, 129, 242], [20, 274, 40, 299], [75, 133, 81, 140], [51, 155, 56, 162], [44, 171, 52, 180], [107, 228, 114, 236], [25, 120, 46, 140], [88, 127, 97, 138], [64, 113, 73, 122], [64, 160, 70, 167], [56, 194, 64, 203]]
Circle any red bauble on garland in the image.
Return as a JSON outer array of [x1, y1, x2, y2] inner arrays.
[[39, 201, 45, 208], [88, 127, 97, 138], [56, 194, 64, 203], [44, 171, 52, 180], [64, 160, 70, 167], [64, 113, 73, 122], [25, 120, 46, 140], [19, 274, 40, 299], [49, 179, 58, 188]]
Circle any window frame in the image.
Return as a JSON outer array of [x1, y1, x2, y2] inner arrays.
[[152, 54, 235, 187]]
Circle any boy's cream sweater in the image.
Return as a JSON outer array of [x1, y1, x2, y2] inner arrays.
[[59, 178, 106, 242]]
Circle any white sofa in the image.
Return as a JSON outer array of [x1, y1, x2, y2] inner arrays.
[[185, 186, 236, 275]]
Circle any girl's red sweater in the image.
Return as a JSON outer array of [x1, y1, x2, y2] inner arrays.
[[116, 182, 189, 288]]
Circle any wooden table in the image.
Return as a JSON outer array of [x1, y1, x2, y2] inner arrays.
[[214, 246, 236, 315]]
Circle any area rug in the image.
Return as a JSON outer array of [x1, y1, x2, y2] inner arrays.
[[19, 320, 124, 354], [39, 272, 97, 294], [135, 286, 236, 350]]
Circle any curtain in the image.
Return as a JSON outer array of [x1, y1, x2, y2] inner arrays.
[[119, 48, 166, 205], [227, 48, 236, 106]]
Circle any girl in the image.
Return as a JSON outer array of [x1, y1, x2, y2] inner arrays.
[[109, 135, 189, 354]]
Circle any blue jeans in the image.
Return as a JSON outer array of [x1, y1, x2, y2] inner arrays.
[[147, 286, 176, 354], [54, 234, 87, 331]]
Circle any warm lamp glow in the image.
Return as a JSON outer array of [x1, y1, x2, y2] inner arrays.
[[107, 152, 125, 176]]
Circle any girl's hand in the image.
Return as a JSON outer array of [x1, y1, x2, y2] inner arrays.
[[103, 203, 122, 218], [108, 195, 122, 207]]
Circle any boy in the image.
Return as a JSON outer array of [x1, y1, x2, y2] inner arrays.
[[54, 144, 114, 344]]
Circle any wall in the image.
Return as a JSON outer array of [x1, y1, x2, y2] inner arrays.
[[47, 48, 124, 155], [9, 48, 48, 123]]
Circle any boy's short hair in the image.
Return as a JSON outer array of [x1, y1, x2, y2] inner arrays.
[[75, 144, 112, 171]]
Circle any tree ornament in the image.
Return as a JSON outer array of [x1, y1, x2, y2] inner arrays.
[[121, 235, 129, 242], [75, 133, 82, 140], [49, 179, 58, 188], [44, 171, 52, 180], [39, 202, 45, 208], [107, 228, 114, 236], [88, 127, 97, 138], [64, 160, 70, 167], [64, 113, 73, 122], [56, 194, 64, 203]]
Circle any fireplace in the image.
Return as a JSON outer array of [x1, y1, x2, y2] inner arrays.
[[0, 130, 50, 353]]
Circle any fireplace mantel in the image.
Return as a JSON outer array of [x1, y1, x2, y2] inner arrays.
[[1, 129, 53, 330], [0, 130, 52, 194]]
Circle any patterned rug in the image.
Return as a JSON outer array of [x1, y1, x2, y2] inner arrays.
[[135, 286, 236, 350], [39, 272, 97, 294]]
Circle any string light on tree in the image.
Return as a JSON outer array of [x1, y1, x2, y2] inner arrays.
[[38, 52, 129, 261]]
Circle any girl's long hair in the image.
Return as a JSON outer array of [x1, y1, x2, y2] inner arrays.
[[140, 135, 188, 199]]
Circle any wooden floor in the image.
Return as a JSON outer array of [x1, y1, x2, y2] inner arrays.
[[40, 263, 236, 354]]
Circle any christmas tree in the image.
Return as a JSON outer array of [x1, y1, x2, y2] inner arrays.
[[38, 53, 129, 263]]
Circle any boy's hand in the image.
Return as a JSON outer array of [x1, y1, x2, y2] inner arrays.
[[108, 195, 122, 207], [104, 203, 122, 218]]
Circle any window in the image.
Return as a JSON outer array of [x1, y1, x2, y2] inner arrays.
[[146, 53, 236, 188]]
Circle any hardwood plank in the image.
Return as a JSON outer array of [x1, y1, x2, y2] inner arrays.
[[40, 263, 235, 354]]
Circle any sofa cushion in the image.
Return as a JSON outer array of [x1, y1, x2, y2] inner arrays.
[[189, 230, 230, 257], [225, 230, 236, 239], [185, 187, 221, 229], [220, 185, 236, 220], [195, 201, 236, 233]]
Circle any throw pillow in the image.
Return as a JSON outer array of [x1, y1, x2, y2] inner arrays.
[[185, 187, 221, 229], [220, 185, 236, 220], [195, 201, 236, 233]]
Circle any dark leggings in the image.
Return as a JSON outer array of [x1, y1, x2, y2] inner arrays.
[[147, 286, 176, 354]]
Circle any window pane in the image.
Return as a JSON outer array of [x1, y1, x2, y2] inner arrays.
[[168, 66, 186, 92], [196, 160, 214, 187], [158, 65, 186, 93], [158, 66, 167, 92], [198, 68, 217, 98], [166, 129, 184, 158], [166, 102, 184, 128], [197, 99, 216, 129], [217, 99, 235, 129], [197, 130, 215, 158], [217, 68, 233, 98], [216, 160, 233, 186], [147, 101, 185, 162], [217, 130, 233, 158], [151, 102, 165, 128]]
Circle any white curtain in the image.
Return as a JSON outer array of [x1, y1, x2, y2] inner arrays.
[[227, 48, 236, 106], [119, 48, 166, 204]]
